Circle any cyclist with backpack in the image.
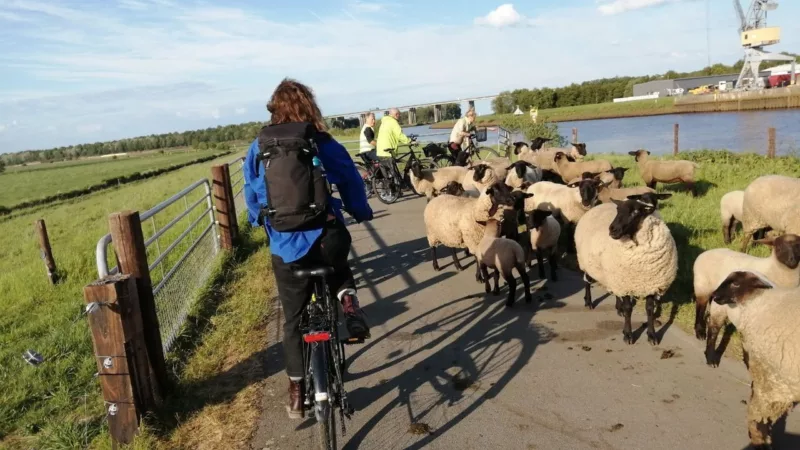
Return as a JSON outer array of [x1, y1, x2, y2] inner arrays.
[[243, 78, 373, 419]]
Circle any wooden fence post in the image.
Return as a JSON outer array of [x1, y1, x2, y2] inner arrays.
[[223, 164, 239, 242], [211, 165, 234, 251], [673, 123, 680, 156], [34, 219, 58, 284], [109, 211, 168, 398], [84, 274, 155, 445], [571, 128, 578, 144], [768, 127, 776, 158]]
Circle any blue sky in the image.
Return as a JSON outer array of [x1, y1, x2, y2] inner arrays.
[[1, 0, 798, 153]]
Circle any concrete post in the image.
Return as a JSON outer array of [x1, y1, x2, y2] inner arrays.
[[408, 108, 417, 125], [433, 104, 442, 123]]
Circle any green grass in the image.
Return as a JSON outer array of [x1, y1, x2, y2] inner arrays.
[[0, 148, 227, 207], [430, 97, 677, 129], [0, 148, 246, 449]]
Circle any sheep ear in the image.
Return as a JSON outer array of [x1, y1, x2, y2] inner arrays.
[[610, 199, 624, 207], [566, 181, 580, 188], [523, 193, 534, 199], [627, 151, 638, 156], [646, 150, 651, 155], [655, 193, 672, 200], [754, 236, 776, 247], [620, 167, 629, 173]]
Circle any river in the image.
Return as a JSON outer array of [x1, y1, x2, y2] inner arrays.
[[403, 109, 800, 156]]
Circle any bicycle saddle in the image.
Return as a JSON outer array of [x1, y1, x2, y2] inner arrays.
[[293, 266, 335, 278]]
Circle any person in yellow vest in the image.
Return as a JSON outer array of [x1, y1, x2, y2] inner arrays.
[[375, 108, 415, 179]]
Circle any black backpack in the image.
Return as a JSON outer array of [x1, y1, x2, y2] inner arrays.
[[256, 122, 329, 232]]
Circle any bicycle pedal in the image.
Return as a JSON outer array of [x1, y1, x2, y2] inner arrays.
[[342, 337, 366, 345]]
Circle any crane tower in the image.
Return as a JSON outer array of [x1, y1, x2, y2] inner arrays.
[[733, 0, 795, 90]]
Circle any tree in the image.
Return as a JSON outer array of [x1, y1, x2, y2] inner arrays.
[[0, 159, 5, 174]]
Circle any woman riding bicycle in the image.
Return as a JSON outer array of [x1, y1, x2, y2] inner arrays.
[[243, 78, 373, 419], [448, 107, 477, 162]]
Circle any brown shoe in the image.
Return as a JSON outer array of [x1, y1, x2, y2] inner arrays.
[[287, 379, 305, 419]]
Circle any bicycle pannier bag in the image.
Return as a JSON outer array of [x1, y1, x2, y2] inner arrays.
[[256, 122, 329, 232]]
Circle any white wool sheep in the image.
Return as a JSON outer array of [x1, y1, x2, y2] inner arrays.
[[504, 160, 542, 189], [628, 149, 700, 196], [476, 219, 533, 307], [553, 152, 613, 184], [526, 210, 561, 281], [575, 193, 678, 345], [720, 190, 744, 244], [408, 160, 469, 201], [524, 180, 597, 224], [461, 163, 503, 197], [708, 270, 800, 449], [424, 182, 517, 279], [596, 184, 656, 204], [692, 234, 800, 367], [740, 174, 800, 252]]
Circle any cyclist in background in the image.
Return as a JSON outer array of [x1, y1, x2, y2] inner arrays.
[[375, 107, 414, 177], [243, 78, 373, 419], [447, 107, 477, 161], [359, 112, 378, 162]]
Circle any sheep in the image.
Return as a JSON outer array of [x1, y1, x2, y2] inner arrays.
[[461, 162, 506, 197], [526, 210, 561, 281], [408, 160, 469, 200], [594, 181, 657, 204], [692, 234, 800, 367], [514, 138, 568, 184], [740, 174, 800, 252], [477, 218, 533, 307], [547, 143, 588, 161], [628, 149, 699, 196], [575, 192, 678, 345], [436, 181, 465, 197], [424, 181, 517, 279], [525, 179, 601, 224], [504, 160, 542, 189], [720, 190, 744, 244], [553, 152, 613, 184], [580, 167, 629, 189], [708, 270, 800, 449], [498, 190, 535, 264]]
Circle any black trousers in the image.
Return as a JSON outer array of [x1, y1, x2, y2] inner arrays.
[[270, 219, 356, 378]]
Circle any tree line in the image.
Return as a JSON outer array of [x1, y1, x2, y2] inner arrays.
[[327, 103, 462, 130], [491, 53, 800, 113]]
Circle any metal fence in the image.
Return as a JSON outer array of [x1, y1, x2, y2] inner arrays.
[[96, 179, 220, 353], [227, 156, 246, 218]]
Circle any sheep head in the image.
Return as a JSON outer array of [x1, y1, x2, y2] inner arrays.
[[608, 192, 672, 240], [627, 149, 650, 162], [755, 234, 800, 270], [439, 181, 465, 197], [484, 182, 517, 219], [553, 151, 568, 164], [709, 270, 775, 307], [472, 163, 492, 182], [567, 178, 604, 209], [526, 210, 552, 230], [409, 160, 424, 179], [506, 160, 536, 180], [513, 142, 529, 155], [530, 137, 552, 151], [608, 167, 629, 181], [510, 190, 534, 211], [572, 143, 587, 156]]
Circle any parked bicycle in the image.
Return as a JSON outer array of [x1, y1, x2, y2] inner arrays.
[[434, 127, 506, 167], [354, 135, 437, 205], [297, 265, 362, 450]]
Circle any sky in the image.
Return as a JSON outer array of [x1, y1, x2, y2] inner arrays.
[[1, 0, 798, 153]]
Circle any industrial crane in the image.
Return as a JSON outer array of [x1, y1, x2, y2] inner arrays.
[[733, 0, 795, 90]]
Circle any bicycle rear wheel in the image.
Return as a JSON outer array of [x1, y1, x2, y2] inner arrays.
[[314, 401, 337, 450], [475, 146, 502, 160], [433, 154, 455, 168]]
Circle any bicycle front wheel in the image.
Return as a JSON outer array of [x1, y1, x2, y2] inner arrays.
[[475, 146, 501, 160]]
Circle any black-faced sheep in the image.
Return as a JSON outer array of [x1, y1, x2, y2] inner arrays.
[[720, 190, 744, 244], [692, 234, 800, 366], [628, 149, 699, 196], [581, 168, 629, 189], [477, 218, 533, 307], [504, 160, 542, 189], [436, 181, 465, 197], [526, 210, 561, 281], [553, 152, 613, 184], [408, 160, 469, 201], [740, 174, 800, 252], [709, 270, 800, 449], [575, 193, 678, 345]]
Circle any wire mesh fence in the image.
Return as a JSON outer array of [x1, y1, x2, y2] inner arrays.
[[227, 157, 246, 220]]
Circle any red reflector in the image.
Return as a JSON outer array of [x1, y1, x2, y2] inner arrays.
[[303, 332, 331, 343]]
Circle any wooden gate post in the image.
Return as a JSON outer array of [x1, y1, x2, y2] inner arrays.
[[571, 128, 578, 144], [768, 127, 776, 158], [109, 211, 168, 398], [34, 219, 58, 284], [84, 275, 154, 444], [223, 164, 239, 242], [211, 165, 234, 250], [673, 123, 680, 156]]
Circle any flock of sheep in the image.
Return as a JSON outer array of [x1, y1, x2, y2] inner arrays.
[[404, 139, 800, 449]]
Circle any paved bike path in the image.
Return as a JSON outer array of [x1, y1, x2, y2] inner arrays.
[[251, 195, 800, 450]]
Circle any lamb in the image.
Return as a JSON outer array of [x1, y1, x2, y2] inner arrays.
[[408, 160, 469, 200], [708, 270, 800, 449], [628, 149, 699, 196], [499, 190, 535, 264], [720, 190, 744, 244], [526, 210, 561, 281], [740, 174, 800, 252], [575, 192, 678, 345], [553, 152, 613, 184], [424, 181, 517, 276], [504, 160, 542, 189], [477, 218, 533, 307], [692, 234, 800, 367]]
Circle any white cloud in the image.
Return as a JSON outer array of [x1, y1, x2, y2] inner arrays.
[[210, 108, 221, 119], [234, 107, 247, 115], [597, 0, 686, 16], [11, 120, 17, 127], [76, 124, 103, 133], [474, 4, 533, 28], [0, 10, 30, 21], [0, 125, 6, 132], [349, 1, 387, 13], [118, 0, 149, 11]]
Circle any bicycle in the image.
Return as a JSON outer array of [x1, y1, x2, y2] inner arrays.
[[360, 135, 437, 205], [296, 265, 363, 450], [434, 127, 504, 168]]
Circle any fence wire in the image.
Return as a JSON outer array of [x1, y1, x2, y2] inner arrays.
[[227, 157, 246, 220]]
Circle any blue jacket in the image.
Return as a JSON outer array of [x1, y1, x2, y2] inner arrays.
[[243, 131, 373, 263]]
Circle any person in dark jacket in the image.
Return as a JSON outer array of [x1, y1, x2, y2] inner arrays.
[[243, 78, 373, 419]]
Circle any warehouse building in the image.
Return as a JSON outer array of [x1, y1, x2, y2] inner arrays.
[[633, 74, 741, 97]]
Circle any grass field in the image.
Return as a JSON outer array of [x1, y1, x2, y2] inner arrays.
[[0, 149, 247, 449], [430, 97, 677, 129], [0, 148, 227, 207]]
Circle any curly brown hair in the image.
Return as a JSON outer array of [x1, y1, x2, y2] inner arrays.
[[266, 78, 327, 132]]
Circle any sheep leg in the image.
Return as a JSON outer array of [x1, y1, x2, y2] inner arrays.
[[549, 249, 559, 282], [517, 262, 533, 303], [746, 386, 793, 449], [475, 257, 484, 283], [704, 321, 724, 368], [464, 248, 471, 257], [722, 217, 734, 245], [694, 294, 709, 340], [688, 182, 698, 197], [504, 270, 518, 308], [740, 232, 753, 253], [645, 295, 659, 346], [451, 248, 464, 271], [647, 181, 657, 190], [492, 268, 501, 295], [431, 247, 441, 272], [536, 250, 546, 279], [583, 272, 594, 310], [480, 264, 492, 294], [615, 296, 624, 317], [621, 296, 634, 345]]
